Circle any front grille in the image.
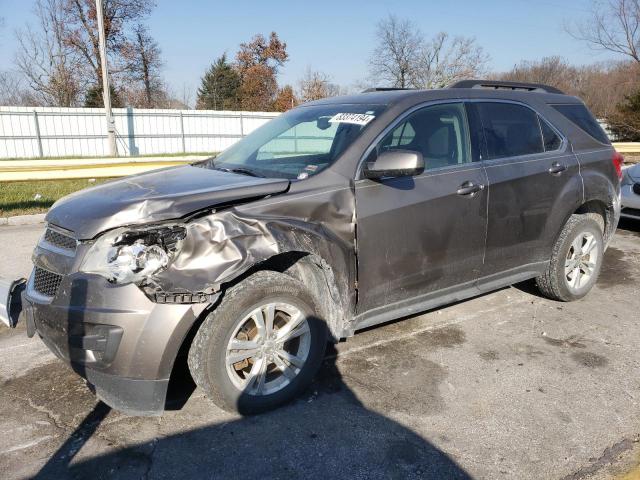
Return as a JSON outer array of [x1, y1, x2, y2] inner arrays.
[[44, 228, 77, 251], [633, 183, 640, 196], [33, 267, 63, 297]]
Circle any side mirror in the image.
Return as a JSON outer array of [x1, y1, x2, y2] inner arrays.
[[363, 150, 425, 179]]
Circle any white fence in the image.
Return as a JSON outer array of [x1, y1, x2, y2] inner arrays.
[[0, 106, 280, 159]]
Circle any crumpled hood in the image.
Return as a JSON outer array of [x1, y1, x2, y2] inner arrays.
[[45, 165, 290, 239]]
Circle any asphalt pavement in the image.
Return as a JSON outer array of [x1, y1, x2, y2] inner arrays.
[[1, 221, 639, 480]]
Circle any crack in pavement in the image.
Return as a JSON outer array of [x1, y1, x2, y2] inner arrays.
[[142, 438, 158, 480], [561, 436, 640, 480], [5, 393, 127, 454], [6, 393, 66, 431]]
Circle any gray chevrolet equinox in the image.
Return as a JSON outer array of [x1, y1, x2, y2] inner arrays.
[[0, 80, 622, 415]]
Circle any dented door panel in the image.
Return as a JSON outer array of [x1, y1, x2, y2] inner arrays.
[[354, 165, 488, 314]]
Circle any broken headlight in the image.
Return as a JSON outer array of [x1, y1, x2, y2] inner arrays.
[[79, 224, 187, 284]]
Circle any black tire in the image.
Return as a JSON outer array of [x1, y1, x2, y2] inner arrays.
[[536, 214, 604, 302], [187, 270, 328, 414]]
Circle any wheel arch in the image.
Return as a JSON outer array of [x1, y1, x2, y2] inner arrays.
[[579, 167, 621, 245], [216, 250, 348, 342], [163, 249, 347, 404]]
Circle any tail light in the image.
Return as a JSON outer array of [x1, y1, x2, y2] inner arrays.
[[612, 151, 624, 180]]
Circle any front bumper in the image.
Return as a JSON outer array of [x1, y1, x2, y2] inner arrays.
[[0, 277, 26, 328], [21, 271, 210, 415]]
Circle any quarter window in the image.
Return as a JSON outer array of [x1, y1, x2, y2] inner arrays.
[[539, 117, 562, 151], [475, 102, 544, 159], [376, 103, 470, 170]]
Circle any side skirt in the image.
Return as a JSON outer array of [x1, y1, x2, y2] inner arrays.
[[348, 262, 548, 336]]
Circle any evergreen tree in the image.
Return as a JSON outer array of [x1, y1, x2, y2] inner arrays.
[[608, 90, 640, 141], [84, 84, 123, 108], [196, 55, 241, 110]]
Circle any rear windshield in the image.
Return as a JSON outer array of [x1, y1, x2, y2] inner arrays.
[[551, 104, 610, 144]]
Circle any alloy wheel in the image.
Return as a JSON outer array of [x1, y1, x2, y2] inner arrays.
[[225, 302, 311, 396], [564, 231, 599, 292]]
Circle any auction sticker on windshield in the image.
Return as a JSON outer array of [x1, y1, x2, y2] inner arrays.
[[329, 113, 375, 126]]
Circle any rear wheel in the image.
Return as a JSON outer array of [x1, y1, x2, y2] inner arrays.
[[188, 271, 327, 414], [536, 214, 604, 301]]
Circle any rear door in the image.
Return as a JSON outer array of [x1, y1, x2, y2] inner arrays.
[[468, 101, 580, 280], [355, 102, 488, 314]]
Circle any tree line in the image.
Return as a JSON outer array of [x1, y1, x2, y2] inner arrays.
[[1, 0, 640, 139], [4, 0, 169, 108]]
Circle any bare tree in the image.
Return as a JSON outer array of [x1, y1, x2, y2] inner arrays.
[[569, 0, 640, 63], [498, 56, 577, 93], [369, 15, 422, 88], [0, 71, 34, 106], [14, 0, 84, 106], [298, 68, 341, 102], [369, 15, 488, 89], [412, 32, 489, 88], [495, 56, 640, 118], [14, 0, 164, 106], [62, 0, 155, 90], [121, 24, 164, 107]]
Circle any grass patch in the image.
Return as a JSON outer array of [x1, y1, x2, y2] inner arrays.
[[0, 152, 217, 161], [0, 178, 112, 217]]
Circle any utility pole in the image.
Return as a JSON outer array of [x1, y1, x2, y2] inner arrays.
[[96, 0, 117, 157]]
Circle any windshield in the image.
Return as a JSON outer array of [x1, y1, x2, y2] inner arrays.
[[204, 104, 386, 179]]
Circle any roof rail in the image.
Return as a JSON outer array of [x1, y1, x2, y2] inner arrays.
[[362, 87, 417, 93], [448, 80, 564, 95]]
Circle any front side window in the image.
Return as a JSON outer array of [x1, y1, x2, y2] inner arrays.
[[375, 103, 470, 171], [206, 104, 386, 179], [475, 102, 544, 159]]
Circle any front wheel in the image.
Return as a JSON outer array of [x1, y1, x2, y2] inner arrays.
[[536, 214, 604, 301], [188, 271, 328, 414]]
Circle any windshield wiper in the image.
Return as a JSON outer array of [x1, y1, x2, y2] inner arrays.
[[215, 166, 264, 178]]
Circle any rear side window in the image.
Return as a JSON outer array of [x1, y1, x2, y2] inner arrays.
[[539, 117, 562, 151], [551, 104, 610, 144], [475, 102, 544, 160]]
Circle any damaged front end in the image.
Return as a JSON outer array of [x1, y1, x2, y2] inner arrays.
[[77, 223, 209, 303], [20, 98, 380, 414], [74, 179, 357, 339]]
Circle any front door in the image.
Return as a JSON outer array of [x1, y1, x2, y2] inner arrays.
[[355, 102, 489, 316]]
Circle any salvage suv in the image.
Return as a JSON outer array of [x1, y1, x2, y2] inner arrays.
[[0, 80, 622, 415]]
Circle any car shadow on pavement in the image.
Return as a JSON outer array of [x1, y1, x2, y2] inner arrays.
[[618, 217, 640, 234], [512, 218, 640, 298], [34, 342, 472, 480]]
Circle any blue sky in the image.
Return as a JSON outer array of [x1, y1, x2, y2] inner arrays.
[[0, 0, 620, 97]]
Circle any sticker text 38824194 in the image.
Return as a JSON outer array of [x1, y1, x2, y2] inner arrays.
[[329, 113, 375, 126]]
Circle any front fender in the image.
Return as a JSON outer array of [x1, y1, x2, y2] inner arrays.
[[148, 184, 357, 336]]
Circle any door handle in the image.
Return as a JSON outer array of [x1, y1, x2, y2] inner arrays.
[[548, 162, 567, 175], [457, 181, 484, 196]]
